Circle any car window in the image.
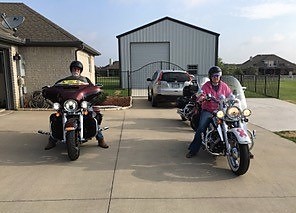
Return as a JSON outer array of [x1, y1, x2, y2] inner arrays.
[[151, 72, 158, 81], [162, 72, 190, 82]]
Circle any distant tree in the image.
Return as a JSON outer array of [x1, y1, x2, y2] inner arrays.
[[218, 57, 243, 75]]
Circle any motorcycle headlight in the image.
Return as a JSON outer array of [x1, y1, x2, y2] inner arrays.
[[226, 106, 241, 119], [64, 99, 78, 112], [243, 109, 252, 117], [216, 110, 224, 119], [53, 102, 61, 111], [81, 101, 88, 109]]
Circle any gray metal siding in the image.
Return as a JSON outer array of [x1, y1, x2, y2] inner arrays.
[[119, 19, 217, 75]]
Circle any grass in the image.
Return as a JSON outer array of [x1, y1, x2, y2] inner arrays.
[[275, 131, 296, 143], [279, 79, 296, 104], [274, 79, 296, 143], [96, 77, 129, 97]]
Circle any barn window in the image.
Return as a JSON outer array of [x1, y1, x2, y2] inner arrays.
[[187, 64, 198, 75]]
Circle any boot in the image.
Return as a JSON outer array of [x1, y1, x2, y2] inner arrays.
[[44, 136, 56, 150], [98, 138, 109, 148]]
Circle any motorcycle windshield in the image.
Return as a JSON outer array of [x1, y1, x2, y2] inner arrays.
[[43, 79, 101, 104], [55, 79, 89, 86], [221, 76, 247, 109]]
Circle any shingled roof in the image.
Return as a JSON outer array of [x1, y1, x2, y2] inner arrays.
[[0, 3, 100, 55], [240, 54, 296, 69], [0, 24, 24, 44]]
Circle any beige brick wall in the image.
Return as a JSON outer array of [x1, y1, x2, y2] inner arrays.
[[77, 51, 96, 84], [10, 46, 20, 108], [5, 46, 97, 109], [18, 46, 75, 94]]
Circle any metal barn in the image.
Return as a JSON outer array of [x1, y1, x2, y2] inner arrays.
[[116, 16, 220, 96]]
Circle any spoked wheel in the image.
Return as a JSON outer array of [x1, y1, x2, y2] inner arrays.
[[66, 130, 80, 161], [190, 114, 199, 131], [227, 133, 250, 176]]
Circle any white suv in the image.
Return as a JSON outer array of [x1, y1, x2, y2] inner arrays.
[[146, 70, 192, 107]]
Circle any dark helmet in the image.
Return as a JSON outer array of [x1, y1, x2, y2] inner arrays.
[[70, 60, 83, 73], [208, 66, 222, 78]]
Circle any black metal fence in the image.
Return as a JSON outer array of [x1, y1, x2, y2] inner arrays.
[[234, 75, 280, 98], [96, 68, 281, 98]]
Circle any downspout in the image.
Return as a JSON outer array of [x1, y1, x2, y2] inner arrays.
[[75, 43, 84, 60]]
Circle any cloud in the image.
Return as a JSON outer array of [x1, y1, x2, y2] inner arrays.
[[238, 2, 296, 19], [243, 33, 287, 45]]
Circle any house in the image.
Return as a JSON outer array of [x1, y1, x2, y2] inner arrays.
[[0, 3, 100, 109], [116, 16, 219, 96], [96, 60, 120, 77], [240, 54, 296, 75]]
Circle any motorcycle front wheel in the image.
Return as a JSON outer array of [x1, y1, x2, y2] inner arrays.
[[66, 130, 80, 161], [227, 133, 250, 176]]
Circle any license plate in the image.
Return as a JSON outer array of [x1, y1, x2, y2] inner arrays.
[[172, 83, 179, 88]]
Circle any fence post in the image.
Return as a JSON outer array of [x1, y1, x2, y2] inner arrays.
[[255, 75, 257, 93], [264, 75, 267, 96], [277, 75, 281, 99], [127, 70, 131, 96]]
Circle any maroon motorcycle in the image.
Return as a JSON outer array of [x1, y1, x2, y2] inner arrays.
[[39, 79, 105, 161]]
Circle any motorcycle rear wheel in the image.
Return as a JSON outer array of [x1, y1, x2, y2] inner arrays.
[[190, 114, 199, 131], [66, 130, 80, 161], [227, 133, 250, 176]]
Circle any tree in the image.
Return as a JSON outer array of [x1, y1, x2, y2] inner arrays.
[[218, 57, 243, 75]]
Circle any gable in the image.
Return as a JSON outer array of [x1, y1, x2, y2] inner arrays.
[[117, 16, 219, 38]]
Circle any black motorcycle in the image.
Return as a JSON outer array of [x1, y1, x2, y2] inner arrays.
[[176, 80, 201, 130]]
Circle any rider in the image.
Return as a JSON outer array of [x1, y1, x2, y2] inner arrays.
[[44, 60, 109, 150], [186, 66, 232, 158]]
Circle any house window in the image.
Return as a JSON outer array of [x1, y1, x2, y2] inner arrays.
[[187, 64, 198, 75]]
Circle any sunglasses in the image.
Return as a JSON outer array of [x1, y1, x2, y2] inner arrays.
[[211, 74, 221, 78]]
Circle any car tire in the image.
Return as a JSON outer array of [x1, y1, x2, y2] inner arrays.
[[148, 88, 152, 101], [151, 95, 158, 107]]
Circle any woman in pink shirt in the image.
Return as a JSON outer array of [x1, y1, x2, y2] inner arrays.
[[186, 66, 232, 158]]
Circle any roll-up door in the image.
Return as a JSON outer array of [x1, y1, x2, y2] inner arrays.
[[130, 42, 169, 96]]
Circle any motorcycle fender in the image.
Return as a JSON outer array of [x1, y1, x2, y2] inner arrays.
[[229, 128, 251, 144], [65, 118, 78, 131]]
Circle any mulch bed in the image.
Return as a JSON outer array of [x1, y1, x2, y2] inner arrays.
[[100, 96, 131, 107]]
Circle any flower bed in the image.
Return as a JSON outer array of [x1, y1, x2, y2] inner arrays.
[[100, 96, 131, 107]]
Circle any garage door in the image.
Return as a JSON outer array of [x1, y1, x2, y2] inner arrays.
[[130, 42, 169, 96]]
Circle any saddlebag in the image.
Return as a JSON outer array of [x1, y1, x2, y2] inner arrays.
[[50, 113, 63, 140], [83, 114, 97, 139]]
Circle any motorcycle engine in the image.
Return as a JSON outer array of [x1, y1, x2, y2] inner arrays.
[[207, 130, 224, 154]]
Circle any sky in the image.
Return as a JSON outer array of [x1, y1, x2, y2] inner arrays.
[[1, 0, 296, 66]]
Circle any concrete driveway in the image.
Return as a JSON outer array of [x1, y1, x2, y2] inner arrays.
[[0, 98, 295, 213], [247, 98, 296, 131]]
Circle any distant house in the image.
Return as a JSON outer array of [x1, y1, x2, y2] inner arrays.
[[240, 54, 296, 75], [0, 3, 100, 109], [96, 61, 120, 77]]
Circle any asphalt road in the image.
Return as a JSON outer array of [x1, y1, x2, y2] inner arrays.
[[0, 98, 295, 213]]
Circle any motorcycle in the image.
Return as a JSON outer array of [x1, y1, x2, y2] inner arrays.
[[39, 79, 107, 161], [176, 80, 200, 130], [201, 76, 255, 175], [177, 77, 211, 130]]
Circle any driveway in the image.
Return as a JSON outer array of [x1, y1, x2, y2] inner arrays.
[[0, 98, 295, 213], [247, 98, 296, 131]]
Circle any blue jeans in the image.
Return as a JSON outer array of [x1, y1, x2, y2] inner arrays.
[[95, 126, 104, 140], [188, 110, 212, 154]]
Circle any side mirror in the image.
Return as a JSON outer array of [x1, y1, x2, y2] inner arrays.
[[146, 78, 152, 81]]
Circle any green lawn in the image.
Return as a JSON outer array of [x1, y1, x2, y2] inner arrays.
[[279, 79, 296, 104]]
